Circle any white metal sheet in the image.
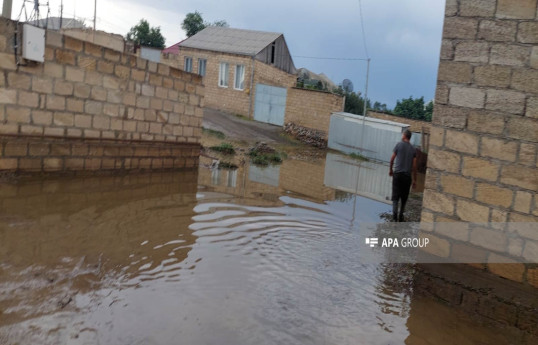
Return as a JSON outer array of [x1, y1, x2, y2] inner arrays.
[[328, 112, 410, 162], [23, 24, 45, 62], [253, 83, 287, 126]]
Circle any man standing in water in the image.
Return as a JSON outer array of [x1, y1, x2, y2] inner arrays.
[[389, 130, 417, 222]]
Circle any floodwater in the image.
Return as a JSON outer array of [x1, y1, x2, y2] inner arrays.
[[0, 153, 530, 344]]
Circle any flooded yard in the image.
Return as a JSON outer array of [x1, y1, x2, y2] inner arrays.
[[0, 154, 532, 344]]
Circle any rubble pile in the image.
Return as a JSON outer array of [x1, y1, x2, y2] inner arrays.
[[248, 142, 276, 155], [284, 123, 327, 148]]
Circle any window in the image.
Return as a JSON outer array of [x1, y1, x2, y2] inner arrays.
[[219, 62, 229, 87], [271, 42, 276, 64], [184, 57, 192, 72], [234, 65, 245, 90], [198, 58, 207, 76]]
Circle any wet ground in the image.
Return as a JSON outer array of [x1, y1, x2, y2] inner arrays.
[[203, 108, 288, 144], [1, 151, 534, 345]]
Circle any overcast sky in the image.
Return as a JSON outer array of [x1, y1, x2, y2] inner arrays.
[[6, 0, 445, 108]]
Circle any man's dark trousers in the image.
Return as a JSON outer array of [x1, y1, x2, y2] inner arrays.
[[392, 172, 412, 221]]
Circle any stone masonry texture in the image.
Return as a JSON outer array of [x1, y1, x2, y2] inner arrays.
[[422, 0, 538, 302], [163, 47, 296, 118], [0, 18, 203, 172], [284, 88, 344, 138], [162, 46, 344, 135]]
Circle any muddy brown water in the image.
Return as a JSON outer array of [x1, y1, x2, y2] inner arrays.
[[0, 153, 529, 344]]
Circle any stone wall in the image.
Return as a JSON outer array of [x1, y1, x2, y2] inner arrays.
[[165, 47, 252, 116], [368, 111, 432, 133], [61, 28, 125, 53], [0, 19, 203, 172], [284, 88, 344, 138], [422, 0, 538, 287], [164, 47, 296, 118]]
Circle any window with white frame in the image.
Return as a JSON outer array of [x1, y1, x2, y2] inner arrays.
[[219, 62, 229, 87], [234, 65, 245, 90], [184, 57, 193, 72], [198, 58, 207, 76]]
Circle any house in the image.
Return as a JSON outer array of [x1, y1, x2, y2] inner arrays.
[[162, 26, 298, 123], [162, 26, 345, 144]]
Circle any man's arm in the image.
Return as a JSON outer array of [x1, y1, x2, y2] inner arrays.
[[412, 156, 417, 187], [389, 152, 396, 176]]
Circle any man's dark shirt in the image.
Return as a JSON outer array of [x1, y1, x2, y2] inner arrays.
[[393, 141, 416, 175]]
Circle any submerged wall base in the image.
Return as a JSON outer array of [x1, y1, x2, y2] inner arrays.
[[0, 135, 199, 172]]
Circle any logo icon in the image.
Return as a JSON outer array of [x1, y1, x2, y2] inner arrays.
[[365, 238, 378, 247]]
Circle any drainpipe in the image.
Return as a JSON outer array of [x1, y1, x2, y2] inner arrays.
[[248, 56, 256, 119], [2, 0, 13, 18]]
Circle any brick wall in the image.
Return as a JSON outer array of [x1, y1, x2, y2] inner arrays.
[[422, 0, 538, 287], [0, 19, 203, 172], [164, 47, 297, 118], [61, 28, 125, 52], [166, 47, 253, 116], [368, 111, 432, 133], [284, 88, 344, 137]]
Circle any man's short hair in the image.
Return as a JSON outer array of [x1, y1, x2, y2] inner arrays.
[[404, 129, 412, 140]]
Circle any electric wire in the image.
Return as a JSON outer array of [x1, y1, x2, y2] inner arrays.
[[357, 0, 369, 59]]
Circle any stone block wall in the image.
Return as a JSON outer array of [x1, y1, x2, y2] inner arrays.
[[0, 19, 203, 172], [165, 47, 253, 116], [422, 0, 538, 287], [252, 59, 297, 92], [164, 47, 296, 118], [284, 88, 344, 139], [61, 28, 125, 52]]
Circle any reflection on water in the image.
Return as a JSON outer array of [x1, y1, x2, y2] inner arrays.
[[0, 154, 529, 344]]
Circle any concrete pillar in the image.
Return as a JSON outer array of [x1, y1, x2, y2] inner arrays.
[[2, 0, 13, 19]]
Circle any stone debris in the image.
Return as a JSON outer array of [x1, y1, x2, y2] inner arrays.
[[248, 142, 276, 155], [284, 123, 327, 148]]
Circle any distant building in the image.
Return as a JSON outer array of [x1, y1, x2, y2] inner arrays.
[[162, 26, 297, 119]]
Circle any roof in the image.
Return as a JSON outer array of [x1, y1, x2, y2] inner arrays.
[[162, 40, 185, 54], [27, 17, 85, 30], [332, 112, 410, 128], [178, 26, 282, 56]]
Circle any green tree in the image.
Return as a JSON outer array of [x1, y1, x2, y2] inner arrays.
[[182, 11, 206, 37], [211, 20, 229, 27], [394, 96, 426, 120], [345, 91, 370, 115], [424, 100, 434, 122], [126, 19, 165, 49], [182, 11, 229, 37], [372, 101, 388, 112]]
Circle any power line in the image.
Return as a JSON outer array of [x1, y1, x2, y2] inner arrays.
[[357, 0, 369, 59], [292, 55, 369, 61]]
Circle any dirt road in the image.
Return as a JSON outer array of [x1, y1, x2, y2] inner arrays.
[[202, 108, 287, 143]]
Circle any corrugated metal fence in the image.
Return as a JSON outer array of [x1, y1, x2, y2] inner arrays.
[[324, 153, 392, 204], [328, 112, 409, 163]]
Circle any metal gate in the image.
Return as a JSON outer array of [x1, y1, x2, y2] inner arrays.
[[253, 84, 287, 126]]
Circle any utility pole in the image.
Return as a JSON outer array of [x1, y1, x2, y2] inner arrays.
[[93, 0, 97, 31], [352, 58, 371, 216], [60, 0, 63, 29], [358, 58, 371, 153], [2, 0, 13, 19], [93, 0, 97, 42]]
